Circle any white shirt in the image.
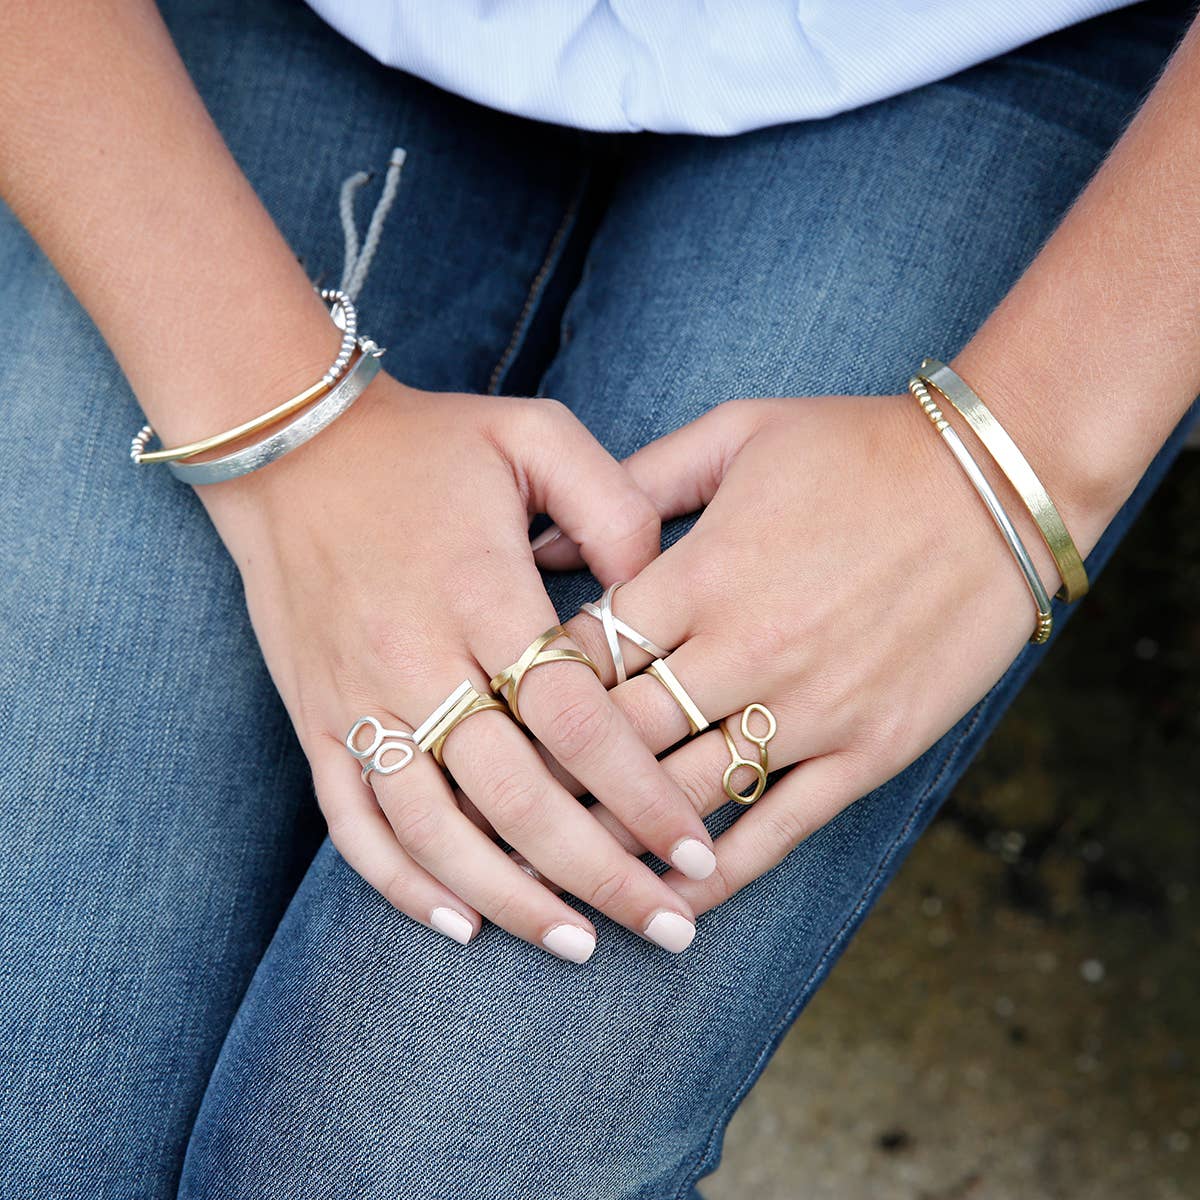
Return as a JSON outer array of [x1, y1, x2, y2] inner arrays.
[[305, 1, 1137, 135]]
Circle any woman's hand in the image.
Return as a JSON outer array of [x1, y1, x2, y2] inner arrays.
[[537, 390, 1111, 916], [200, 373, 718, 959]]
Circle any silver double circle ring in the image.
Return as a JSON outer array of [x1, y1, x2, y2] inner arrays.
[[344, 716, 415, 783]]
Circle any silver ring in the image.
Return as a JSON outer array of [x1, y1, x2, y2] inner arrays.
[[345, 715, 415, 783], [580, 582, 669, 684]]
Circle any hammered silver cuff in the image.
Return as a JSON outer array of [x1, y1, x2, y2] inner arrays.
[[165, 339, 384, 486]]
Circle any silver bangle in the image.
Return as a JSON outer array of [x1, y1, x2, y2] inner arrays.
[[166, 338, 384, 485], [908, 375, 1053, 644]]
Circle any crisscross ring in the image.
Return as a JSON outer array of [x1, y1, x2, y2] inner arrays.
[[489, 625, 601, 727], [580, 582, 670, 685]]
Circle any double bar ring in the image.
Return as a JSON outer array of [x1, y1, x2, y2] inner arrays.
[[490, 625, 601, 727], [580, 582, 670, 684], [412, 680, 508, 766]]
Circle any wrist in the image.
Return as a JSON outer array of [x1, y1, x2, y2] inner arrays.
[[136, 287, 347, 450], [944, 342, 1130, 567], [194, 368, 411, 540]]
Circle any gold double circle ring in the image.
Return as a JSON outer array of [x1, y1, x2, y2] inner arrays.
[[490, 625, 602, 727], [721, 703, 778, 806]]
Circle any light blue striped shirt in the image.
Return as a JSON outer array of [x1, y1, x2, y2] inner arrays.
[[305, 1, 1136, 135]]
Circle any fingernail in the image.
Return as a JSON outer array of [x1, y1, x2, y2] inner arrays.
[[431, 906, 474, 945], [643, 911, 697, 953], [670, 837, 717, 880], [530, 524, 562, 551], [543, 924, 596, 963]]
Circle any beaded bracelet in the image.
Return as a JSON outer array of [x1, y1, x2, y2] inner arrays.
[[914, 358, 1088, 602], [130, 288, 359, 466], [909, 374, 1054, 645]]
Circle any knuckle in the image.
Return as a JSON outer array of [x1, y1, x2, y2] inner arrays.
[[323, 807, 355, 856], [756, 805, 809, 860], [451, 569, 510, 627], [483, 886, 524, 930], [741, 618, 794, 665], [617, 784, 676, 833], [379, 862, 411, 908], [360, 614, 432, 679], [871, 707, 913, 762], [515, 395, 571, 432], [388, 799, 443, 857], [670, 759, 717, 816], [548, 692, 615, 765], [602, 490, 659, 547], [714, 395, 763, 434], [587, 867, 635, 913], [484, 765, 544, 836]]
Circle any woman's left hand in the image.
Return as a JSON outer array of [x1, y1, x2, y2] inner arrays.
[[531, 391, 1105, 917]]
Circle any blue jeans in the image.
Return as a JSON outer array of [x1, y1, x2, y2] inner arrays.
[[0, 1, 1195, 1196]]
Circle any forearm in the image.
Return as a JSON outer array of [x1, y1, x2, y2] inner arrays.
[[952, 14, 1200, 572], [0, 0, 340, 449]]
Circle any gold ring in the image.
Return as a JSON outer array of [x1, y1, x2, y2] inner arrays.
[[644, 658, 709, 735], [721, 703, 778, 805], [489, 625, 601, 727], [411, 680, 507, 766]]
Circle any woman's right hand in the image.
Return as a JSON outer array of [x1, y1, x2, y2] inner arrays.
[[199, 372, 714, 960]]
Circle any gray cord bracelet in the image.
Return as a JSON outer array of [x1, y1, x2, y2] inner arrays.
[[166, 338, 385, 485]]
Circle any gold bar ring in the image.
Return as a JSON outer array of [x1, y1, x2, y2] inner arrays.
[[412, 680, 507, 767], [644, 659, 709, 735], [489, 625, 601, 727]]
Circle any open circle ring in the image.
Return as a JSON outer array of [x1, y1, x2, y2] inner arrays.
[[345, 715, 416, 783]]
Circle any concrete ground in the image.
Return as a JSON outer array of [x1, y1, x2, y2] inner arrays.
[[703, 448, 1200, 1199]]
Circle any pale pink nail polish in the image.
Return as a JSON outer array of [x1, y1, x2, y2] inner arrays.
[[530, 524, 562, 551], [670, 838, 716, 880], [543, 924, 596, 962], [431, 907, 473, 945], [643, 911, 697, 953]]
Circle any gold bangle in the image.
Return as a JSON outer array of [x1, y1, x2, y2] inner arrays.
[[916, 358, 1089, 603], [134, 377, 334, 465], [134, 287, 358, 465], [489, 626, 601, 727], [910, 375, 1053, 643], [411, 681, 507, 767], [644, 659, 709, 735]]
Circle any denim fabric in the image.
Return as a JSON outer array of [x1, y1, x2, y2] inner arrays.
[[0, 0, 1195, 1197]]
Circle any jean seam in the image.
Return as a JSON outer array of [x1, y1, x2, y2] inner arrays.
[[666, 694, 996, 1200], [487, 169, 592, 396]]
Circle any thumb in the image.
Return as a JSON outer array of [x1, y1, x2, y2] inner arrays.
[[506, 398, 660, 587], [533, 398, 756, 572]]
